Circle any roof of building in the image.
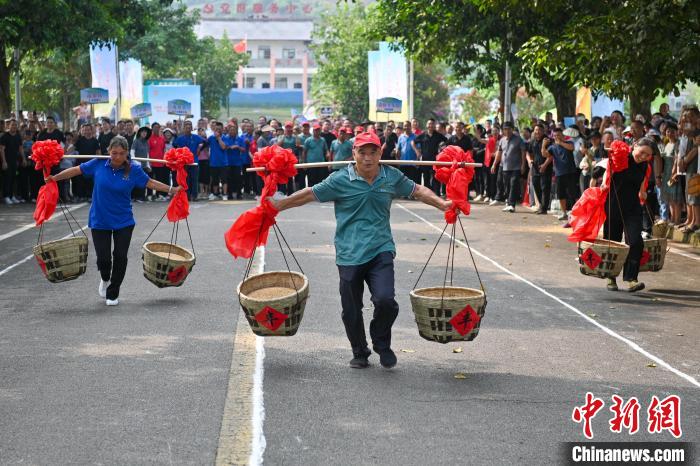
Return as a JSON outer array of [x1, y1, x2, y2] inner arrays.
[[195, 20, 314, 42]]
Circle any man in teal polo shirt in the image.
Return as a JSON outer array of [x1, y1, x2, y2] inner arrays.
[[270, 132, 451, 369], [302, 123, 329, 187]]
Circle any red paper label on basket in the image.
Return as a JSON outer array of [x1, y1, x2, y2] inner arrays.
[[36, 256, 47, 275], [640, 250, 650, 266], [449, 304, 481, 336], [580, 248, 602, 269], [255, 306, 289, 331], [167, 265, 188, 283]]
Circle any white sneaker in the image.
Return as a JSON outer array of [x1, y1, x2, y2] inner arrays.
[[208, 193, 217, 201], [106, 299, 119, 306], [474, 195, 483, 202], [529, 205, 539, 212], [222, 194, 229, 201], [4, 197, 13, 205], [99, 279, 109, 298], [557, 212, 568, 221], [11, 196, 20, 204], [641, 231, 652, 240], [488, 200, 502, 206], [502, 205, 515, 213], [483, 197, 490, 203]]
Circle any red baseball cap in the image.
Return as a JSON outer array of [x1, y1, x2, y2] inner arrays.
[[354, 125, 364, 134], [353, 132, 381, 148], [339, 127, 350, 134], [312, 123, 321, 130], [301, 121, 310, 126], [284, 121, 294, 128]]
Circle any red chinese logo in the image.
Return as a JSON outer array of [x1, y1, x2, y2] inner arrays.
[[252, 2, 263, 13], [302, 3, 312, 13], [202, 3, 214, 14], [237, 2, 246, 13], [220, 2, 231, 14], [269, 2, 279, 13], [255, 306, 288, 331], [648, 395, 682, 438], [449, 304, 481, 336], [572, 392, 605, 439], [580, 247, 602, 269], [167, 265, 188, 283], [609, 395, 640, 434]]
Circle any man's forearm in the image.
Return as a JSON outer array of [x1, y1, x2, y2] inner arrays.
[[273, 187, 316, 211], [413, 184, 448, 211]]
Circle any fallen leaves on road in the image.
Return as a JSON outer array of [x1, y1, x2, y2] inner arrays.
[[676, 333, 684, 336], [401, 349, 415, 353], [452, 347, 462, 353], [454, 373, 467, 379], [587, 313, 598, 318], [647, 363, 657, 368]]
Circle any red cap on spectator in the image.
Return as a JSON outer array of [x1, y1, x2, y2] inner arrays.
[[284, 121, 294, 128], [301, 121, 310, 126], [312, 123, 321, 130], [339, 127, 350, 134], [354, 125, 364, 133], [353, 132, 381, 148]]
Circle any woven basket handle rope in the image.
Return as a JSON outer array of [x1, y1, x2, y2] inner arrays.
[[36, 197, 88, 253], [142, 204, 196, 272], [238, 220, 305, 307], [412, 215, 486, 313]]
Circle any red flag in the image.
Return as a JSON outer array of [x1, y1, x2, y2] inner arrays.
[[233, 39, 247, 53]]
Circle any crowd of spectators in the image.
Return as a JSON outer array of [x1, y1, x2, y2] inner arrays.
[[1, 105, 698, 236]]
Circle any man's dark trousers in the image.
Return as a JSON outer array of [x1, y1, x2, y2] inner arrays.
[[503, 169, 521, 207], [337, 251, 399, 355]]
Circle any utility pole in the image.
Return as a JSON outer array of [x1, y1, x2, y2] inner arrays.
[[408, 59, 414, 119], [13, 48, 21, 119], [504, 60, 511, 123]]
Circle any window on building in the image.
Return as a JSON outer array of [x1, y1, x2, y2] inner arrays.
[[282, 48, 296, 59], [262, 82, 270, 89], [232, 82, 239, 89], [245, 77, 256, 88], [274, 77, 288, 89], [293, 82, 302, 89], [258, 46, 270, 59]]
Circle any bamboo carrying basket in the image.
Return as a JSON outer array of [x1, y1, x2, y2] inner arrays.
[[142, 241, 196, 288], [410, 286, 487, 344], [578, 239, 629, 279], [238, 271, 309, 337], [33, 236, 89, 283], [639, 238, 667, 273]]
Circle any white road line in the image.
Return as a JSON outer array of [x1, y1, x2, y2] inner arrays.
[[250, 247, 267, 465], [397, 203, 700, 389], [0, 203, 87, 243], [0, 227, 87, 278], [668, 247, 700, 261]]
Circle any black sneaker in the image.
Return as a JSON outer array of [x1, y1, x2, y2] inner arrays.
[[373, 346, 397, 369], [349, 348, 371, 369]]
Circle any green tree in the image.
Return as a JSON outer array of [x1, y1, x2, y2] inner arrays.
[[517, 0, 700, 118], [310, 3, 378, 121], [189, 34, 248, 117], [413, 61, 450, 121], [374, 0, 580, 120], [0, 0, 141, 116]]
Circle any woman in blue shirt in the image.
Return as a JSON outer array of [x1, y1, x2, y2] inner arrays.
[[46, 136, 180, 306]]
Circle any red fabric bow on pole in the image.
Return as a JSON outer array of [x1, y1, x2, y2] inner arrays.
[[32, 140, 64, 226], [433, 145, 475, 224], [164, 147, 194, 222], [568, 140, 630, 242], [224, 145, 297, 258]]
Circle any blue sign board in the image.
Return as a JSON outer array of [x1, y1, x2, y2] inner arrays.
[[130, 103, 152, 119], [167, 99, 192, 116], [80, 87, 109, 104], [376, 97, 402, 113]]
